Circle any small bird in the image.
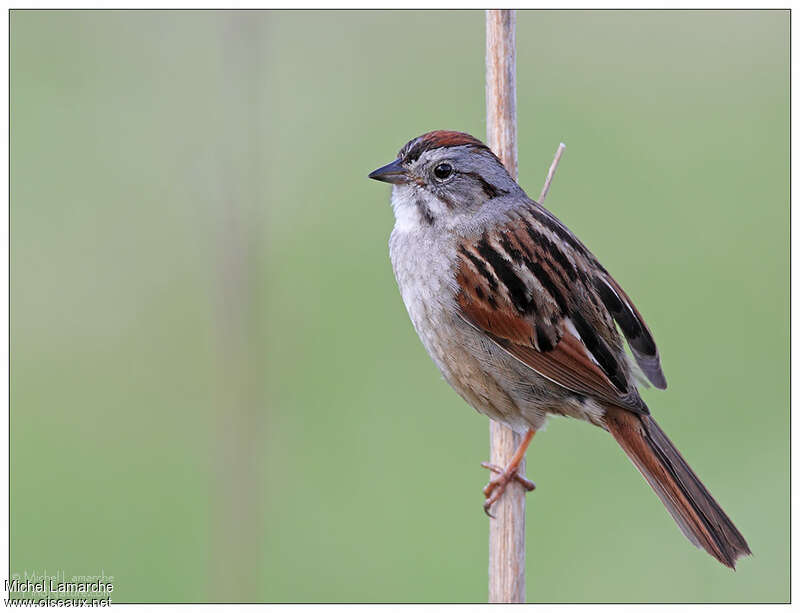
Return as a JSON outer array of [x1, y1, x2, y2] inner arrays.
[[369, 130, 750, 569]]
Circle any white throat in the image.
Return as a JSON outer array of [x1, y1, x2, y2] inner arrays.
[[390, 185, 420, 233], [390, 185, 454, 234]]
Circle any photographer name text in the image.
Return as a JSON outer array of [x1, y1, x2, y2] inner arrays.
[[6, 579, 113, 595]]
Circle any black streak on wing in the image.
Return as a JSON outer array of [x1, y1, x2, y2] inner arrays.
[[527, 205, 591, 259], [523, 221, 579, 282], [527, 259, 568, 313], [459, 246, 498, 292], [498, 233, 524, 264], [595, 278, 657, 355], [570, 310, 629, 393], [476, 235, 530, 314], [535, 323, 554, 351], [594, 276, 666, 389]]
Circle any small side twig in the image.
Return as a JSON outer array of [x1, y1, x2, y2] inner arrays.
[[538, 142, 566, 203]]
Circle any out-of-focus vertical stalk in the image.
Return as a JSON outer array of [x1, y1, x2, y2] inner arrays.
[[209, 13, 266, 602]]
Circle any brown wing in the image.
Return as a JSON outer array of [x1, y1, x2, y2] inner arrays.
[[520, 200, 666, 388], [455, 201, 654, 414]]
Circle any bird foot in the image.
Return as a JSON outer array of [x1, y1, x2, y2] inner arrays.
[[480, 462, 536, 518]]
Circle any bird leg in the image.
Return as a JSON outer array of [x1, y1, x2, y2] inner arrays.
[[481, 428, 536, 517]]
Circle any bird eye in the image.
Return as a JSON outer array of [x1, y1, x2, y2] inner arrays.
[[433, 162, 454, 181]]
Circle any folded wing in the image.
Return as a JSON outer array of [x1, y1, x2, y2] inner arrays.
[[455, 201, 665, 413]]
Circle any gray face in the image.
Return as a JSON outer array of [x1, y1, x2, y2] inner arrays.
[[385, 145, 519, 231], [404, 145, 514, 209]]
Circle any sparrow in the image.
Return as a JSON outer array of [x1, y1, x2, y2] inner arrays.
[[368, 130, 751, 569]]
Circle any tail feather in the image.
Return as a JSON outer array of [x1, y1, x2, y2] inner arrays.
[[604, 407, 751, 569]]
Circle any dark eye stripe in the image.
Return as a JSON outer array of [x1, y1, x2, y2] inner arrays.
[[461, 172, 508, 199]]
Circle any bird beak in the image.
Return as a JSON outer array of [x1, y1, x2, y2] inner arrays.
[[368, 158, 408, 184]]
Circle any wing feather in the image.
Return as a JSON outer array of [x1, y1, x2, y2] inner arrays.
[[455, 202, 659, 414], [594, 275, 667, 389]]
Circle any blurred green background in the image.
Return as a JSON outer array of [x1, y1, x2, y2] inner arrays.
[[10, 9, 788, 603]]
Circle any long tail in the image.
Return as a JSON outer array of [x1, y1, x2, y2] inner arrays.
[[604, 407, 751, 569]]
